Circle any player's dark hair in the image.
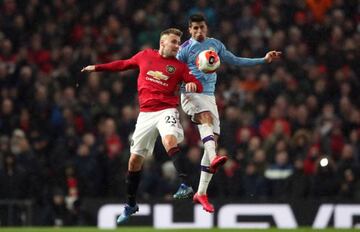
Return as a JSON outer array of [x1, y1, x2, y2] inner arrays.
[[160, 28, 183, 38], [188, 14, 207, 27]]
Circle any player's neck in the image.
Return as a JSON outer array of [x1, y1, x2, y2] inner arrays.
[[158, 50, 172, 58], [192, 37, 206, 42]]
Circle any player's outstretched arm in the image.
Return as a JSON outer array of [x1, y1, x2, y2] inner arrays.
[[264, 51, 282, 63], [81, 65, 96, 72], [81, 53, 140, 73]]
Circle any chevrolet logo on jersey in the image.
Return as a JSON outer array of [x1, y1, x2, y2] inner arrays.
[[147, 71, 170, 80]]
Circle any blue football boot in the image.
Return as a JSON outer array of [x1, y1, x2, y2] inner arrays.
[[173, 183, 194, 199], [116, 204, 139, 224]]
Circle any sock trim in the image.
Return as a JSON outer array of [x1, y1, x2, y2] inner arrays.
[[201, 165, 215, 174], [202, 135, 214, 144]]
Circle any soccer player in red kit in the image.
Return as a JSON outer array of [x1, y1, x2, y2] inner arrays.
[[81, 28, 203, 224]]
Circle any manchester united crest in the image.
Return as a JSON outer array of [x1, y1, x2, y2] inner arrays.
[[166, 65, 175, 74]]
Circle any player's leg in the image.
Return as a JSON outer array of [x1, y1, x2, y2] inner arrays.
[[181, 93, 227, 172], [117, 153, 143, 224], [126, 154, 144, 207], [162, 134, 194, 199], [158, 108, 194, 199], [195, 111, 217, 162], [193, 148, 215, 213], [192, 96, 227, 213], [195, 112, 228, 172], [191, 112, 218, 212], [117, 112, 158, 224]]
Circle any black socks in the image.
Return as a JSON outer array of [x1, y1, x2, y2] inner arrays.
[[126, 170, 142, 207], [168, 147, 190, 186]]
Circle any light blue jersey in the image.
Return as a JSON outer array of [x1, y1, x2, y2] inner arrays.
[[177, 37, 265, 95]]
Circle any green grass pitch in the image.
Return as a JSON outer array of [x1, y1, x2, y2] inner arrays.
[[0, 228, 359, 232]]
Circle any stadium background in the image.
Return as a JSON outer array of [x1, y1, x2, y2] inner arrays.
[[0, 0, 359, 229]]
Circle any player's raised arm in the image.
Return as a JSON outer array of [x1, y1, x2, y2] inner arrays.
[[218, 41, 281, 67], [81, 65, 95, 72], [81, 52, 141, 73], [264, 50, 282, 63], [81, 61, 126, 72], [220, 50, 265, 66]]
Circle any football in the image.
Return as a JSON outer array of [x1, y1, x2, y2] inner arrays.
[[195, 49, 220, 73]]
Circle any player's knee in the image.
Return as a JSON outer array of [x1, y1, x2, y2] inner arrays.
[[203, 112, 213, 124], [196, 112, 213, 124], [163, 135, 178, 151]]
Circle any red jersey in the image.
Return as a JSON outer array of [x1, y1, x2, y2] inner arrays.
[[95, 49, 203, 112]]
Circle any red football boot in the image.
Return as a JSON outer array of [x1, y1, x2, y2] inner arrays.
[[209, 155, 228, 173], [193, 193, 214, 213]]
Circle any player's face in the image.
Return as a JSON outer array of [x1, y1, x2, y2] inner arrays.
[[160, 34, 181, 58], [189, 21, 208, 42]]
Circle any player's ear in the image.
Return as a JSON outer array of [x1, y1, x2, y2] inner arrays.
[[159, 39, 164, 48], [160, 34, 167, 47]]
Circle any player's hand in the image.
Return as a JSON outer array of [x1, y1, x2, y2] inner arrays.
[[264, 51, 282, 63], [81, 65, 96, 72], [185, 82, 197, 92]]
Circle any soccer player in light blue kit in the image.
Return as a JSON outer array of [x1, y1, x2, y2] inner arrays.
[[176, 14, 281, 213]]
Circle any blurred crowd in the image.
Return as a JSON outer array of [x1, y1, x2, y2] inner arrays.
[[0, 0, 360, 226]]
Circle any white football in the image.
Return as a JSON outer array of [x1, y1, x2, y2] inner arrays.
[[196, 49, 220, 73]]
